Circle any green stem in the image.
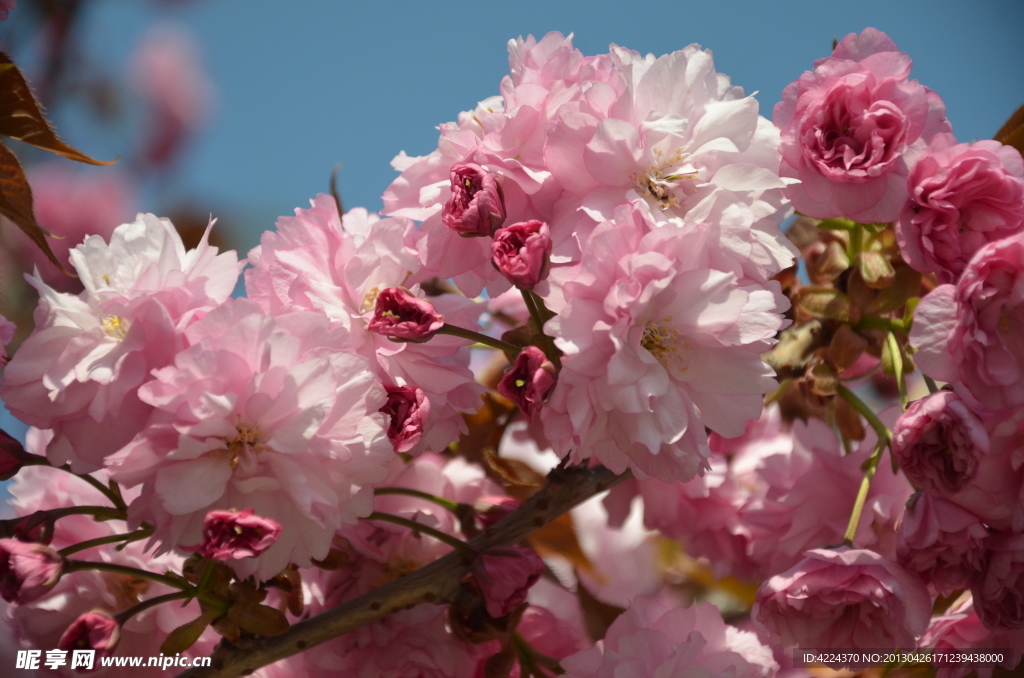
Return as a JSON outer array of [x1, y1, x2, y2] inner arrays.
[[837, 385, 892, 451], [114, 591, 189, 625], [850, 224, 864, 259], [521, 290, 560, 368], [64, 560, 189, 591], [854, 316, 907, 334], [373, 487, 460, 513], [367, 511, 475, 557], [59, 529, 152, 557], [437, 324, 522, 355], [47, 505, 125, 522], [843, 440, 885, 544], [924, 376, 939, 394]]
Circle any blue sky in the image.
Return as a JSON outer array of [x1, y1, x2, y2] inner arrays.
[[35, 0, 1024, 254]]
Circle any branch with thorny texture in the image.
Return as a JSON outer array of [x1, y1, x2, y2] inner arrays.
[[175, 462, 628, 678]]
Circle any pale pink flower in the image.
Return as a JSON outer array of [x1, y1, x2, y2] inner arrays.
[[111, 299, 393, 581], [131, 23, 214, 167], [898, 134, 1024, 283], [892, 391, 990, 496], [368, 287, 444, 342], [379, 385, 430, 453], [562, 596, 778, 678], [775, 27, 950, 222], [245, 197, 485, 456], [753, 547, 931, 650], [920, 598, 1024, 678], [911, 233, 1024, 412], [541, 204, 787, 482], [497, 346, 556, 419], [0, 163, 135, 293], [442, 162, 507, 236], [470, 546, 544, 618], [491, 220, 552, 288], [0, 213, 239, 471], [896, 493, 988, 596], [190, 508, 282, 561], [6, 465, 217, 674], [58, 611, 120, 657]]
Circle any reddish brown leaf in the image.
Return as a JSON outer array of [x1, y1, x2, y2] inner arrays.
[[527, 512, 597, 578], [0, 141, 67, 272], [995, 103, 1024, 144], [0, 55, 115, 165], [576, 580, 624, 643], [160, 608, 220, 655]]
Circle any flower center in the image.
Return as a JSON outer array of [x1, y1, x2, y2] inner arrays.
[[641, 317, 692, 371], [361, 286, 381, 314], [101, 315, 129, 340], [223, 422, 263, 467], [630, 148, 698, 209]]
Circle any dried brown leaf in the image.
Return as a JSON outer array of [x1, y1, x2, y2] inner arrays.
[[995, 103, 1024, 156], [0, 55, 114, 164], [527, 513, 597, 578]]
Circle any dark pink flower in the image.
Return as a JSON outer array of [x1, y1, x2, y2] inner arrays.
[[892, 391, 990, 496], [896, 493, 988, 596], [973, 532, 1024, 630], [0, 428, 24, 481], [192, 509, 282, 561], [441, 163, 506, 237], [774, 28, 950, 222], [470, 546, 544, 618], [898, 135, 1024, 283], [0, 1, 14, 22], [13, 511, 55, 546], [58, 611, 120, 658], [475, 496, 520, 531], [497, 346, 556, 419], [0, 538, 63, 603], [368, 287, 444, 342], [379, 385, 430, 454], [491, 220, 552, 289], [753, 547, 931, 650]]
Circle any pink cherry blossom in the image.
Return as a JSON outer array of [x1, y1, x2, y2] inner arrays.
[[753, 547, 931, 650], [379, 385, 430, 453], [470, 546, 544, 618], [442, 163, 507, 236], [973, 532, 1024, 630], [898, 134, 1024, 282], [0, 313, 14, 368], [0, 538, 63, 604], [562, 596, 777, 678], [6, 465, 216, 675], [0, 213, 239, 471], [920, 598, 1024, 678], [0, 1, 13, 21], [911, 233, 1024, 412], [896, 493, 988, 596], [111, 299, 393, 581], [246, 197, 485, 455], [191, 508, 282, 561], [491, 220, 552, 288], [497, 346, 556, 419], [540, 204, 787, 483], [892, 390, 990, 496], [368, 287, 444, 342], [58, 611, 120, 657], [774, 27, 950, 222]]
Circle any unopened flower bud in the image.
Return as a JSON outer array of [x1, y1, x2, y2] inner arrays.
[[0, 538, 64, 603], [475, 496, 520, 531], [497, 346, 556, 418], [0, 429, 25, 481], [826, 325, 868, 372], [470, 546, 544, 618], [58, 610, 120, 658], [491, 220, 552, 289], [14, 511, 55, 545], [191, 508, 281, 561], [380, 385, 430, 453], [368, 287, 444, 342], [442, 162, 506, 237]]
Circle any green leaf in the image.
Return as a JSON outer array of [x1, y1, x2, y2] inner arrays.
[[226, 601, 289, 636], [160, 608, 220, 655], [882, 332, 908, 409]]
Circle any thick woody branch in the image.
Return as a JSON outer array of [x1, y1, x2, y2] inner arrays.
[[176, 463, 627, 678]]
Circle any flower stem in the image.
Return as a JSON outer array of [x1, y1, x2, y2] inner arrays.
[[837, 385, 892, 451], [373, 487, 460, 513], [366, 511, 475, 557], [437, 324, 522, 355], [59, 529, 152, 557], [854, 316, 907, 334], [924, 376, 939, 394], [114, 591, 189, 625], [64, 559, 189, 591], [521, 289, 560, 368], [47, 505, 125, 522], [843, 439, 886, 544]]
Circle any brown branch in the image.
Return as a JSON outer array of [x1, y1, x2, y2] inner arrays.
[[175, 463, 627, 678]]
